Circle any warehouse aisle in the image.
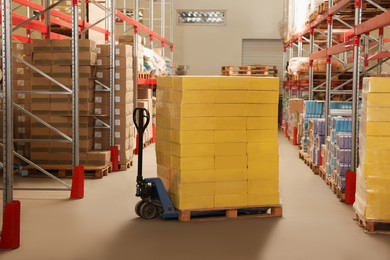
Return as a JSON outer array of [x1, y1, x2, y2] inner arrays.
[[1, 131, 390, 260]]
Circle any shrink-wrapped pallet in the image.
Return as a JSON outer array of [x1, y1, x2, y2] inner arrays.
[[156, 76, 280, 210]]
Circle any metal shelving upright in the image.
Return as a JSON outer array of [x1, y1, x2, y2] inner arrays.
[[285, 0, 390, 177], [1, 0, 174, 249]]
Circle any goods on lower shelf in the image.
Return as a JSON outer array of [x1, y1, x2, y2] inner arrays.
[[299, 100, 324, 152], [354, 77, 390, 221], [156, 76, 280, 210]]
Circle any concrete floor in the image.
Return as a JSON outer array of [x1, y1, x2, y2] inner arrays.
[[1, 132, 390, 260]]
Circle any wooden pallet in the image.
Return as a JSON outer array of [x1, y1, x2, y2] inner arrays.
[[221, 65, 277, 77], [319, 166, 327, 181], [138, 72, 151, 79], [178, 205, 282, 222], [335, 186, 345, 202], [23, 164, 111, 179], [118, 160, 133, 171], [354, 211, 390, 234], [298, 149, 305, 160], [311, 162, 320, 175]]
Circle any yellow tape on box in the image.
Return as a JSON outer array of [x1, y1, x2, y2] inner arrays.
[[247, 130, 278, 142], [171, 182, 214, 197], [172, 90, 216, 104], [171, 117, 216, 131]]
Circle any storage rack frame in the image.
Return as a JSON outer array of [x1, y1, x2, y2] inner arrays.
[[0, 0, 173, 249], [284, 0, 390, 181]]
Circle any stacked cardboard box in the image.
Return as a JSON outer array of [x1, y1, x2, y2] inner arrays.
[[354, 77, 390, 221], [156, 76, 280, 210], [95, 44, 134, 165], [29, 39, 110, 167], [12, 42, 32, 159], [118, 35, 144, 72]]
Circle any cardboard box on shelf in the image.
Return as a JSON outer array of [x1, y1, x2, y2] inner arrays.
[[32, 39, 52, 53], [289, 98, 304, 113], [52, 52, 97, 66]]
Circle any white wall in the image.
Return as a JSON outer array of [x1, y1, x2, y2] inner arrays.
[[173, 0, 285, 75]]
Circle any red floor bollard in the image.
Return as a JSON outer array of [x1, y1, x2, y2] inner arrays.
[[0, 200, 21, 249], [293, 127, 298, 145], [345, 170, 356, 205], [285, 122, 289, 138], [110, 146, 119, 171], [70, 165, 84, 199]]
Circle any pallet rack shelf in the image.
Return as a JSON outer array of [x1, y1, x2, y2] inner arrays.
[[284, 0, 390, 198], [0, 0, 173, 249]]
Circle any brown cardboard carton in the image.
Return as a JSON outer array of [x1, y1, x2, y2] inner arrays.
[[289, 98, 304, 113], [52, 52, 97, 65], [138, 86, 152, 99], [33, 52, 53, 65], [32, 39, 52, 53]]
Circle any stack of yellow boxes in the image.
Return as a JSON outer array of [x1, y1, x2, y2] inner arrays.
[[156, 76, 280, 210], [354, 77, 390, 221]]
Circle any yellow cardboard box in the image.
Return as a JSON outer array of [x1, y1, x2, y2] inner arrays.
[[215, 117, 246, 130], [215, 91, 248, 104], [214, 130, 247, 143], [173, 169, 215, 183], [247, 180, 279, 194], [215, 143, 246, 156], [215, 169, 248, 182], [246, 91, 279, 104], [172, 194, 214, 210], [215, 155, 247, 170], [171, 156, 215, 171], [214, 194, 248, 208], [247, 130, 278, 142], [247, 142, 278, 155], [215, 181, 247, 195], [247, 117, 278, 130], [170, 143, 215, 157], [247, 193, 280, 206]]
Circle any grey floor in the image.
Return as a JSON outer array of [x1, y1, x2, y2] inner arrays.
[[1, 132, 390, 260]]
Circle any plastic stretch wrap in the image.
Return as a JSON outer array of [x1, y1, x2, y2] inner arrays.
[[354, 77, 390, 220]]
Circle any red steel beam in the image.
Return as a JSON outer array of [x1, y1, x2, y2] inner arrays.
[[11, 13, 48, 34], [368, 50, 390, 61], [329, 0, 353, 15], [327, 42, 354, 55], [310, 49, 327, 60], [12, 35, 31, 43], [355, 10, 390, 35], [116, 9, 173, 47], [311, 13, 328, 28]]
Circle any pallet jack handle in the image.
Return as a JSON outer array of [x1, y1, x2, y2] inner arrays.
[[133, 108, 150, 194]]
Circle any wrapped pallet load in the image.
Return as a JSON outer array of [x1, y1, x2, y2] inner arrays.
[[354, 77, 390, 223], [156, 76, 280, 212]]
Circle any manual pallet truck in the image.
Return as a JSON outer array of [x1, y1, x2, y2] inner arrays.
[[133, 108, 178, 219]]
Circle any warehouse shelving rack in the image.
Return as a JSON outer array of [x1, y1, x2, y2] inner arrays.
[[284, 0, 390, 193], [0, 0, 173, 249]]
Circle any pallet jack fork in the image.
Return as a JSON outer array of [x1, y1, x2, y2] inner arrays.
[[133, 108, 178, 219]]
